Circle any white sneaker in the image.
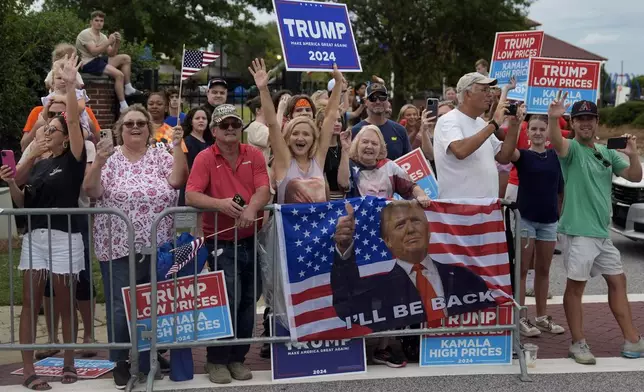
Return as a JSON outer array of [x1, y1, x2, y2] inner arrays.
[[535, 315, 565, 334], [520, 317, 541, 337], [569, 340, 596, 365]]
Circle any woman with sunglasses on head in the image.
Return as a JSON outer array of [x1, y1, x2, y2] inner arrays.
[[250, 58, 343, 205], [82, 104, 188, 389], [0, 54, 86, 390]]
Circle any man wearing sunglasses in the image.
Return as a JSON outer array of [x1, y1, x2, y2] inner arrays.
[[185, 104, 270, 384], [547, 94, 644, 364], [351, 79, 412, 160]]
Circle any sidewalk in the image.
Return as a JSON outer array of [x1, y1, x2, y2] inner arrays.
[[0, 302, 642, 386]]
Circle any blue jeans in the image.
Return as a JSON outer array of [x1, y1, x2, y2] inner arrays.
[[100, 255, 151, 363], [206, 238, 262, 365]]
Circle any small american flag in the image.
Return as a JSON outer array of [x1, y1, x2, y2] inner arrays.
[[181, 49, 220, 80], [166, 237, 205, 278], [276, 196, 511, 341]]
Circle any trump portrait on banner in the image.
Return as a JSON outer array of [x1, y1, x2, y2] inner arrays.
[[331, 200, 494, 332]]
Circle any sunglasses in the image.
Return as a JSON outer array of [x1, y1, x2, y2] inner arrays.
[[47, 111, 65, 119], [593, 150, 611, 168], [44, 125, 64, 135], [218, 119, 243, 130], [123, 120, 148, 129], [368, 95, 388, 102]]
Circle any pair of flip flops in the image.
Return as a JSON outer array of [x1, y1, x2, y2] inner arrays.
[[22, 367, 77, 390]]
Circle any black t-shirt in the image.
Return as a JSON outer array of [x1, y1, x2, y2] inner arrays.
[[184, 134, 212, 170], [24, 147, 87, 233], [324, 145, 342, 192], [515, 149, 564, 224]]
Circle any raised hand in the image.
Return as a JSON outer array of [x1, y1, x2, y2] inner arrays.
[[420, 109, 437, 133], [95, 138, 114, 166], [334, 202, 355, 254], [548, 90, 570, 118], [0, 165, 15, 182], [171, 126, 183, 146], [619, 133, 638, 157], [332, 63, 342, 83], [339, 129, 352, 151], [506, 76, 517, 91], [493, 101, 509, 125], [59, 53, 81, 84], [248, 58, 269, 90]]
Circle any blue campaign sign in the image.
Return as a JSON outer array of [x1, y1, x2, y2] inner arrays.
[[271, 322, 366, 380], [419, 307, 513, 366], [273, 0, 362, 72], [123, 271, 234, 351]]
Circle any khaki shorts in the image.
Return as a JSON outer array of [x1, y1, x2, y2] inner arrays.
[[559, 234, 623, 281]]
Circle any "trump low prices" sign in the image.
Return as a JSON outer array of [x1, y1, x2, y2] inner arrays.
[[526, 57, 601, 114], [489, 30, 544, 101], [123, 271, 233, 351]]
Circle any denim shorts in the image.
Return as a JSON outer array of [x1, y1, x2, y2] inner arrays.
[[519, 217, 557, 241]]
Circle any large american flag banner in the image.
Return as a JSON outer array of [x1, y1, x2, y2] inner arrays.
[[275, 196, 511, 341], [181, 49, 220, 80]]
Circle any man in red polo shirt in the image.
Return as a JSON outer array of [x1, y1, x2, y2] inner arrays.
[[185, 104, 271, 385]]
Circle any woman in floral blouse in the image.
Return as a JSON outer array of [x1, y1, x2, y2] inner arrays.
[[82, 104, 188, 388]]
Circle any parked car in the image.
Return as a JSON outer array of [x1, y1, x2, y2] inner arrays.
[[611, 165, 644, 240]]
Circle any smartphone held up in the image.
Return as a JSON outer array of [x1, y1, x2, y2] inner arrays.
[[607, 137, 628, 150], [1, 150, 16, 177]]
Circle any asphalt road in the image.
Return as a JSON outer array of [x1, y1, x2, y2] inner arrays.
[[209, 372, 642, 392], [545, 232, 644, 296]]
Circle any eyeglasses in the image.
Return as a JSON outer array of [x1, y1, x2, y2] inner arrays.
[[368, 95, 388, 102], [123, 120, 148, 129], [47, 111, 64, 119], [218, 119, 243, 130], [593, 150, 611, 168], [472, 86, 492, 94]]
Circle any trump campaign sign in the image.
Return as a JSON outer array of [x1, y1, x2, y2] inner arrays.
[[12, 358, 115, 379], [420, 305, 513, 366], [393, 148, 438, 199], [489, 30, 544, 101], [526, 57, 601, 114], [271, 321, 366, 380], [273, 0, 362, 72], [122, 271, 233, 351]]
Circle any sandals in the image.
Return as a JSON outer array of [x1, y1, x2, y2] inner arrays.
[[61, 366, 78, 384], [22, 375, 51, 391]]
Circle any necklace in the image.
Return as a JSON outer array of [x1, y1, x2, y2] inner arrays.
[[329, 145, 340, 160]]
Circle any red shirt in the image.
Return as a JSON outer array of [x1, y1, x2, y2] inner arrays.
[[186, 143, 269, 240], [508, 121, 571, 186]]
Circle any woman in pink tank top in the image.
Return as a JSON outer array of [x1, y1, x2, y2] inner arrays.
[[250, 58, 344, 204]]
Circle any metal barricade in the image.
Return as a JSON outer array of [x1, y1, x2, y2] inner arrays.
[[0, 208, 140, 391], [144, 201, 530, 391]]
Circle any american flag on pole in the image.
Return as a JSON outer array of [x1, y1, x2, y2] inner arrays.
[[275, 196, 511, 341], [181, 49, 220, 80], [166, 237, 205, 278]]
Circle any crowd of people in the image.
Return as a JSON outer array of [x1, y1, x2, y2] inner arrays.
[[2, 9, 644, 392]]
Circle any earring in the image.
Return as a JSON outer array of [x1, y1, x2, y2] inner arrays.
[[63, 141, 69, 149]]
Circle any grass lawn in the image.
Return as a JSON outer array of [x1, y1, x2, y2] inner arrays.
[[0, 249, 106, 306]]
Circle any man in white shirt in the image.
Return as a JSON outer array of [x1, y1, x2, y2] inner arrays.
[[244, 96, 270, 162], [433, 72, 520, 198]]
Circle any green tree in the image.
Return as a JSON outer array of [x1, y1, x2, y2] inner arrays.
[[42, 0, 270, 59], [344, 0, 530, 112], [0, 7, 86, 153]]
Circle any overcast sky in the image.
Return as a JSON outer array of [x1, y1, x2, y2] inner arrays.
[[254, 0, 643, 76]]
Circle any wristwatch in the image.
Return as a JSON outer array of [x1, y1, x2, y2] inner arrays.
[[488, 119, 499, 132]]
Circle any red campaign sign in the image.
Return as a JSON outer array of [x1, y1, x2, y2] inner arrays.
[[492, 31, 544, 61], [528, 57, 601, 90], [394, 148, 433, 182], [426, 305, 513, 338], [123, 272, 228, 320]]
